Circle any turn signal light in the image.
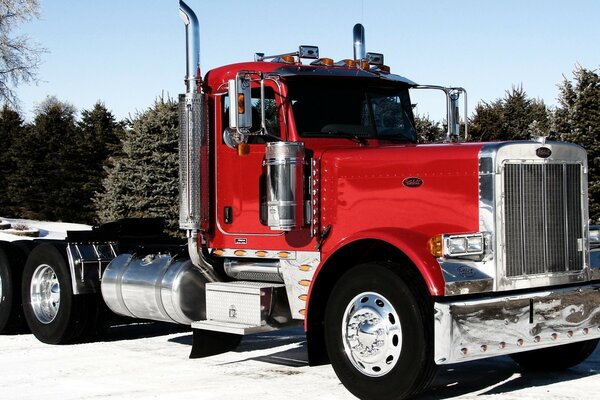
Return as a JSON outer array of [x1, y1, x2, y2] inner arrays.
[[237, 93, 245, 114], [237, 142, 250, 156], [428, 235, 444, 258]]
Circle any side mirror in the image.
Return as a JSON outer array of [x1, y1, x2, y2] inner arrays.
[[228, 76, 252, 130], [448, 92, 460, 139]]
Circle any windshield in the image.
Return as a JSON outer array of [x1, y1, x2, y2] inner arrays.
[[287, 78, 417, 142]]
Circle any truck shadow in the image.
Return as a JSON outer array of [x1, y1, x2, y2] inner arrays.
[[168, 326, 309, 366], [416, 345, 600, 399], [101, 320, 189, 342], [170, 327, 600, 398]]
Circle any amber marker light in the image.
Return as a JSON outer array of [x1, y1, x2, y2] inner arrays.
[[344, 59, 357, 68], [237, 142, 250, 156], [281, 55, 295, 63], [428, 235, 444, 258], [234, 250, 246, 256], [237, 93, 245, 114], [278, 251, 290, 259]]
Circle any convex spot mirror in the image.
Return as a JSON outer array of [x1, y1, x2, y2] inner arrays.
[[228, 77, 252, 130]]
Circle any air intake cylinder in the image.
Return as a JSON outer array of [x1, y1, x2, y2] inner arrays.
[[265, 142, 305, 231]]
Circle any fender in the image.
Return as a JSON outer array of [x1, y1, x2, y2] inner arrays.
[[307, 226, 446, 316]]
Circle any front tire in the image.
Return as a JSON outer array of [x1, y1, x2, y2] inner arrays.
[[324, 262, 436, 400], [22, 244, 95, 344], [510, 339, 599, 371]]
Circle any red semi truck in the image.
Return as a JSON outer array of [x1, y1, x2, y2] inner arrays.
[[1, 1, 599, 399]]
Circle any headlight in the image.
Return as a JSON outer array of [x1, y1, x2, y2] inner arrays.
[[428, 233, 485, 258]]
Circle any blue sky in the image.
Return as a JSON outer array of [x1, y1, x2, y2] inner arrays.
[[16, 0, 600, 123]]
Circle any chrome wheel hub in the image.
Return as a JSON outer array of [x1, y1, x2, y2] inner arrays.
[[30, 264, 60, 324], [342, 291, 402, 377]]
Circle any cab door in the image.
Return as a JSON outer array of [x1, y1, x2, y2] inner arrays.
[[215, 82, 283, 236]]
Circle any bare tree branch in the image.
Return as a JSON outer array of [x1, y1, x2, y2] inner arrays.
[[0, 0, 45, 108]]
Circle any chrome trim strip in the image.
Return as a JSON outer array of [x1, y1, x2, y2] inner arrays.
[[279, 251, 320, 320]]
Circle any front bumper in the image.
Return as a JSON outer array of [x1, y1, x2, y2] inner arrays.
[[434, 284, 600, 364]]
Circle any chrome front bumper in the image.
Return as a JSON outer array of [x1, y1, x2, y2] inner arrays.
[[434, 284, 600, 364]]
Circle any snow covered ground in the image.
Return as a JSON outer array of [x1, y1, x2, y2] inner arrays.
[[1, 218, 598, 398], [0, 324, 598, 400]]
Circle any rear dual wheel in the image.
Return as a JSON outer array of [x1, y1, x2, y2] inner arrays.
[[0, 242, 33, 334], [324, 262, 436, 400], [22, 244, 102, 344], [0, 245, 23, 333]]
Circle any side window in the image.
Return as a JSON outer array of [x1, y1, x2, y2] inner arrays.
[[222, 87, 280, 143]]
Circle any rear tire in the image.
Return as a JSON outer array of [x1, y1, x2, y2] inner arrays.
[[22, 243, 97, 344], [324, 262, 436, 400], [0, 243, 32, 334], [510, 339, 599, 371]]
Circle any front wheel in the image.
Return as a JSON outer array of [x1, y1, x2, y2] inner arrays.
[[324, 262, 436, 400]]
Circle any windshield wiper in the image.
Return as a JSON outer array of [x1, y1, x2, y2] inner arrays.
[[322, 130, 369, 145]]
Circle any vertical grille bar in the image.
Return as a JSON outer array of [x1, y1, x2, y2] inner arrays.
[[504, 163, 583, 277]]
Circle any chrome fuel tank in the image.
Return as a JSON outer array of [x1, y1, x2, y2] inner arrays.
[[101, 253, 208, 325]]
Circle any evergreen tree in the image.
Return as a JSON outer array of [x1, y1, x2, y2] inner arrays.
[[414, 114, 444, 143], [554, 66, 600, 221], [77, 102, 123, 222], [7, 96, 88, 221], [469, 86, 550, 141], [95, 97, 180, 235], [0, 105, 25, 216]]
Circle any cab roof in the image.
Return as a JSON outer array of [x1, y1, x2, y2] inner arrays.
[[203, 61, 417, 94]]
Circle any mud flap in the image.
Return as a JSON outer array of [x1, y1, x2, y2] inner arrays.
[[189, 328, 242, 358]]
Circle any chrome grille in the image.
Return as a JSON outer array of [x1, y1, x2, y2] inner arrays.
[[504, 163, 583, 277]]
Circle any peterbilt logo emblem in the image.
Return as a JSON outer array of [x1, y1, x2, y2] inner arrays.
[[536, 147, 552, 158], [403, 177, 423, 188]]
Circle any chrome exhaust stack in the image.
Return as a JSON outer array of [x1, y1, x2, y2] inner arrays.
[[179, 0, 201, 93], [353, 23, 366, 61], [178, 0, 218, 282]]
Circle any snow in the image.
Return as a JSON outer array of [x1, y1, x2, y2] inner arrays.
[[0, 218, 91, 242], [0, 324, 598, 400], [1, 219, 599, 398]]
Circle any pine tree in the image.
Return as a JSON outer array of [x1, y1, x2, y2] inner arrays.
[[7, 96, 88, 221], [95, 97, 180, 235], [554, 66, 600, 221], [414, 114, 444, 143], [0, 105, 25, 216], [77, 102, 123, 222], [469, 86, 550, 141]]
